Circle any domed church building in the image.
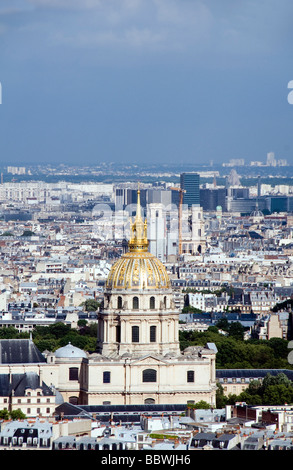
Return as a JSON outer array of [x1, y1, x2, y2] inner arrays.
[[83, 190, 217, 406]]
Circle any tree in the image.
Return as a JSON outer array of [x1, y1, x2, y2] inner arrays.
[[0, 327, 20, 339], [223, 373, 293, 406], [267, 338, 289, 359], [0, 409, 9, 420], [215, 318, 229, 331], [227, 322, 245, 341], [237, 391, 263, 406], [262, 384, 293, 406], [10, 409, 26, 420], [34, 338, 58, 353], [182, 306, 203, 314], [21, 230, 35, 237], [216, 383, 228, 408], [59, 333, 88, 350], [48, 322, 71, 339], [261, 372, 293, 393], [188, 400, 211, 409], [81, 299, 100, 312]]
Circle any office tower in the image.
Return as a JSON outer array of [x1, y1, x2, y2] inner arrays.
[[147, 203, 166, 261], [200, 188, 227, 211], [180, 173, 200, 207], [267, 152, 276, 166]]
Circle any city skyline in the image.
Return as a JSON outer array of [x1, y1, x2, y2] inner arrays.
[[0, 1, 293, 167]]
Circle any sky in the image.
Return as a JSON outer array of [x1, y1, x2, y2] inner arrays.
[[0, 0, 293, 168]]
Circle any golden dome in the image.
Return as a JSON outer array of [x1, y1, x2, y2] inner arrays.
[[106, 251, 170, 291], [106, 189, 171, 291]]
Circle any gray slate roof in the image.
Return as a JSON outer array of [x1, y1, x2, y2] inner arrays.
[[0, 372, 54, 397], [216, 369, 293, 380], [0, 339, 46, 364]]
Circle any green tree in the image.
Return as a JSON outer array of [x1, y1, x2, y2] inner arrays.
[[267, 338, 289, 360], [227, 322, 245, 341], [215, 318, 229, 331], [10, 409, 26, 420], [182, 306, 203, 314], [262, 384, 293, 406], [58, 332, 88, 350], [48, 322, 71, 339], [188, 400, 211, 409], [0, 409, 9, 420], [216, 383, 228, 408], [0, 327, 20, 339], [34, 338, 58, 353], [237, 391, 263, 406], [21, 230, 35, 237], [81, 299, 100, 312]]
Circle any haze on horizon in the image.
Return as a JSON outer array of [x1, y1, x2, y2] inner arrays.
[[0, 0, 293, 168]]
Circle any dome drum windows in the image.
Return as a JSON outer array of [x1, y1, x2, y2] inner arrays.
[[132, 297, 139, 310], [150, 296, 155, 309], [117, 296, 123, 309]]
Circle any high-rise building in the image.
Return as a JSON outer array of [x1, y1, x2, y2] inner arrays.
[[180, 173, 200, 207], [266, 152, 277, 166], [200, 188, 227, 211]]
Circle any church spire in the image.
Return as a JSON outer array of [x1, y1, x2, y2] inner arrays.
[[128, 188, 149, 252]]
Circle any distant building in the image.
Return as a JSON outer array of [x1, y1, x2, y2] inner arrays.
[[200, 188, 227, 211], [180, 173, 200, 207], [267, 152, 277, 167]]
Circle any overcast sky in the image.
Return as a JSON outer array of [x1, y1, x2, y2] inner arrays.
[[0, 0, 293, 167]]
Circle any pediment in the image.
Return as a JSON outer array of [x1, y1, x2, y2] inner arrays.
[[130, 354, 169, 366]]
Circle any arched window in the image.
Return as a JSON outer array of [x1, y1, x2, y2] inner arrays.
[[142, 369, 157, 382], [150, 296, 155, 309], [133, 296, 139, 309], [164, 296, 167, 308], [132, 326, 139, 343], [150, 325, 156, 342], [117, 296, 122, 309], [145, 398, 155, 404]]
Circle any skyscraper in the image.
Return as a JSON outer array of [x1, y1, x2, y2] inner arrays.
[[180, 172, 200, 207]]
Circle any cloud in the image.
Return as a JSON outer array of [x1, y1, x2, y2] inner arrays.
[[1, 0, 293, 65], [37, 0, 215, 53]]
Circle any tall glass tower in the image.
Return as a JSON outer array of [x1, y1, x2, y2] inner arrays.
[[180, 172, 200, 207]]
